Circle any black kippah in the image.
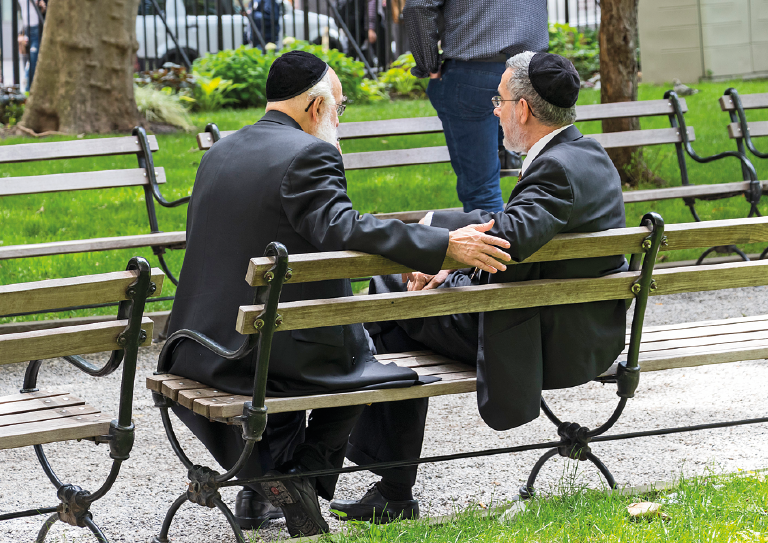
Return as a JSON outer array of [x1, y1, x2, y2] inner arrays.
[[266, 51, 330, 102], [528, 53, 580, 109]]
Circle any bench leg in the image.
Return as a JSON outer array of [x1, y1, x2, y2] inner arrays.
[[152, 402, 251, 543], [35, 513, 59, 543], [519, 398, 623, 499], [151, 493, 189, 543]]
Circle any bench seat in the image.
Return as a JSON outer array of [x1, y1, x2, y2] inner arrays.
[[0, 389, 113, 450], [147, 314, 768, 421]]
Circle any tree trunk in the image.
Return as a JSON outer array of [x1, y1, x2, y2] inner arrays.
[[21, 0, 144, 134], [599, 0, 663, 187]]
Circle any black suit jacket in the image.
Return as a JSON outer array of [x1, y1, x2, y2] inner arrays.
[[431, 126, 628, 431], [167, 111, 450, 397]]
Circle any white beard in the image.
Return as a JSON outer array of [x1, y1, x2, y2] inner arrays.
[[502, 117, 526, 154], [311, 108, 338, 146]]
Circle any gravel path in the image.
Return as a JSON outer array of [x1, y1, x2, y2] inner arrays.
[[2, 286, 767, 542]]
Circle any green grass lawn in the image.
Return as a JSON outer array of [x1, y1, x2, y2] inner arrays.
[[312, 471, 768, 543], [1, 79, 767, 322]]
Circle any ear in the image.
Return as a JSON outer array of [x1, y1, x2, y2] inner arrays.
[[518, 98, 531, 125], [310, 97, 324, 124]]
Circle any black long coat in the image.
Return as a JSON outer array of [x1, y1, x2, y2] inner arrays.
[[167, 110, 450, 396], [430, 126, 629, 431]]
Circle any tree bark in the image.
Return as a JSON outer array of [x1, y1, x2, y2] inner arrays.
[[20, 0, 144, 134], [599, 0, 663, 187]]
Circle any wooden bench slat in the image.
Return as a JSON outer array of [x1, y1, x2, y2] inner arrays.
[[0, 412, 112, 450], [0, 318, 153, 365], [343, 146, 451, 170], [146, 373, 183, 393], [161, 378, 209, 402], [197, 100, 688, 151], [588, 127, 694, 149], [192, 394, 250, 418], [575, 99, 685, 121], [246, 217, 768, 286], [0, 389, 68, 405], [0, 232, 187, 261], [239, 261, 768, 334], [728, 120, 768, 139], [177, 388, 233, 410], [0, 404, 99, 428], [389, 353, 457, 368], [623, 180, 767, 203], [639, 314, 768, 334], [371, 208, 458, 223], [338, 117, 444, 140], [719, 93, 768, 111], [637, 318, 768, 343], [626, 329, 768, 354], [0, 168, 166, 198], [0, 268, 165, 316], [0, 394, 85, 417], [0, 135, 159, 164]]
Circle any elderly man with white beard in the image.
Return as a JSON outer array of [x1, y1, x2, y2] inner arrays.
[[164, 51, 513, 537], [331, 51, 629, 524]]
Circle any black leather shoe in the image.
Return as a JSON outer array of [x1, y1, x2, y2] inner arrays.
[[330, 484, 419, 523], [260, 469, 329, 537], [234, 489, 283, 530]]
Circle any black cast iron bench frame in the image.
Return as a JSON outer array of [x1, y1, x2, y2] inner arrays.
[[148, 214, 768, 542], [0, 258, 162, 542]]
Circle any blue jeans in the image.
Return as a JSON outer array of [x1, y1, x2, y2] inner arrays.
[[25, 24, 41, 92], [427, 59, 507, 213]]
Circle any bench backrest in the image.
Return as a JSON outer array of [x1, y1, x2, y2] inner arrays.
[[196, 98, 693, 176], [720, 92, 768, 140], [237, 217, 768, 334], [0, 131, 164, 198], [0, 266, 164, 362]]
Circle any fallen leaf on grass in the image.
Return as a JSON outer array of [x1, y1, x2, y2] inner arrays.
[[498, 501, 527, 523], [627, 501, 671, 521]]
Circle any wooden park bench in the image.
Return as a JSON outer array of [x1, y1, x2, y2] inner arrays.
[[720, 88, 768, 167], [147, 214, 768, 541], [198, 96, 765, 231], [0, 128, 188, 288], [0, 257, 163, 542]]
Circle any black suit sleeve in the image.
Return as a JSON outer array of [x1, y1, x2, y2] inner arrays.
[[280, 140, 450, 274], [430, 156, 574, 262]]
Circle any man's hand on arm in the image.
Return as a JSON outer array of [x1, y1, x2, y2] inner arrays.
[[447, 219, 510, 273], [401, 269, 452, 291]]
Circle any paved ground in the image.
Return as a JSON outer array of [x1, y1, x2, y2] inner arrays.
[[1, 286, 767, 542]]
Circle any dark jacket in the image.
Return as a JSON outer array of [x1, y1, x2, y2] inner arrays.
[[431, 125, 628, 431], [167, 110, 450, 397]]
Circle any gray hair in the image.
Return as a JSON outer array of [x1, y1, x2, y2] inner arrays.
[[305, 71, 335, 110], [506, 51, 577, 127]]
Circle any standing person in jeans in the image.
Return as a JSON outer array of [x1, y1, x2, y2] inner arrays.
[[403, 0, 548, 212], [17, 0, 46, 92]]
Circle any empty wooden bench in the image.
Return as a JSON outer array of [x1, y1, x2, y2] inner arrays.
[[720, 89, 768, 166], [0, 258, 162, 542], [147, 214, 768, 540], [0, 128, 188, 288]]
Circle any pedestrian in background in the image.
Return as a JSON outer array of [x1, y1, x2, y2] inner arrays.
[[404, 0, 548, 212], [17, 0, 47, 92]]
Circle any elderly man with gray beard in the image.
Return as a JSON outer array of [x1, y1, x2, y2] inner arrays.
[[331, 51, 629, 523], [165, 51, 512, 537]]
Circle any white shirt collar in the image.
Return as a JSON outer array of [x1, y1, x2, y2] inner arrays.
[[519, 124, 572, 176]]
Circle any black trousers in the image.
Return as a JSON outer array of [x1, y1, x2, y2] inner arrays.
[[346, 272, 479, 487], [173, 402, 364, 501]]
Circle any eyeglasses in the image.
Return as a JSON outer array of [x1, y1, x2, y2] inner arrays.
[[492, 96, 537, 118], [305, 98, 346, 117], [492, 96, 517, 108]]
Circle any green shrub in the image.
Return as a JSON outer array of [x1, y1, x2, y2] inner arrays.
[[379, 53, 428, 99], [192, 40, 368, 108], [133, 85, 195, 131], [1, 88, 26, 127], [548, 23, 599, 80], [190, 75, 244, 111]]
